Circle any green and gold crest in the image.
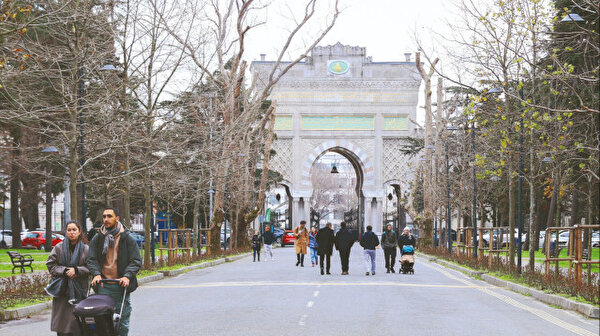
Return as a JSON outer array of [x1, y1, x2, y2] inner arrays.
[[327, 60, 349, 75]]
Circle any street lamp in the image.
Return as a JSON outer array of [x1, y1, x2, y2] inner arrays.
[[445, 125, 458, 253], [517, 88, 525, 273], [42, 146, 59, 252]]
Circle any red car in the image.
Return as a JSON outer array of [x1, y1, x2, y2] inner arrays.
[[21, 231, 63, 249], [282, 230, 297, 246]]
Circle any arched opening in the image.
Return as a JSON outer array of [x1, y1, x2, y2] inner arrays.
[[310, 147, 364, 239]]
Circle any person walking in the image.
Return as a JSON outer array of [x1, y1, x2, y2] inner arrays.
[[360, 225, 380, 276], [381, 224, 398, 273], [46, 220, 90, 336], [308, 227, 319, 267], [88, 207, 142, 336], [262, 226, 275, 261], [294, 221, 309, 267], [252, 230, 262, 262], [316, 222, 334, 275], [334, 222, 354, 275]]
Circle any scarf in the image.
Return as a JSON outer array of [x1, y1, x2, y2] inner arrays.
[[102, 221, 122, 255], [45, 240, 86, 304]]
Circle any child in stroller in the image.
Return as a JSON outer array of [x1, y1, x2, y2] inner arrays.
[[400, 245, 415, 274]]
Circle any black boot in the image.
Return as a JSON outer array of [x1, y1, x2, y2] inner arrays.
[[300, 254, 305, 267], [320, 267, 324, 275], [296, 254, 300, 266]]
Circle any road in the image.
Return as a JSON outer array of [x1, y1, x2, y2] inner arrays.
[[1, 246, 598, 336]]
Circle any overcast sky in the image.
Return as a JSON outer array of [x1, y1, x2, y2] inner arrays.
[[245, 0, 456, 64]]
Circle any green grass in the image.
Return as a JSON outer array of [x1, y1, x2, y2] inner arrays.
[[0, 249, 50, 263], [137, 270, 158, 278], [2, 297, 50, 310], [0, 263, 48, 277]]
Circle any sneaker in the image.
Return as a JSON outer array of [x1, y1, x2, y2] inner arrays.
[[320, 269, 324, 275], [326, 271, 331, 275], [391, 268, 395, 273], [365, 272, 370, 276], [372, 272, 375, 275], [386, 269, 390, 273]]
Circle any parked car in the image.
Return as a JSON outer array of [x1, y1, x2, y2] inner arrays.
[[21, 231, 63, 249], [130, 232, 145, 248], [272, 227, 284, 246], [591, 231, 599, 248], [282, 230, 296, 246], [0, 230, 12, 248]]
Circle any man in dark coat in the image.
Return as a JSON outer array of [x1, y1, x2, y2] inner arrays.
[[316, 222, 335, 275], [334, 222, 355, 275], [381, 224, 398, 273], [88, 207, 142, 336]]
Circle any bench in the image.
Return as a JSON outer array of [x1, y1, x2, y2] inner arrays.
[[6, 251, 34, 273]]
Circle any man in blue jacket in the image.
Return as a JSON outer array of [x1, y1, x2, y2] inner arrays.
[[359, 225, 380, 276]]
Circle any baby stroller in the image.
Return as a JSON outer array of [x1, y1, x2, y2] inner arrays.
[[73, 279, 127, 336], [400, 245, 415, 274]]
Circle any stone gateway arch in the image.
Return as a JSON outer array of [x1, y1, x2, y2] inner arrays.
[[251, 43, 420, 234]]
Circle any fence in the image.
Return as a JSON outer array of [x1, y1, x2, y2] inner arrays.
[[157, 229, 192, 266], [544, 225, 599, 283]]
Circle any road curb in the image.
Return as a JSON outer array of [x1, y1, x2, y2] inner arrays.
[[480, 274, 599, 319], [0, 300, 52, 322], [0, 252, 251, 322], [418, 252, 599, 319]]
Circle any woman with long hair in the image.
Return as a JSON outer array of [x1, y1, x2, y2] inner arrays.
[[46, 220, 90, 336]]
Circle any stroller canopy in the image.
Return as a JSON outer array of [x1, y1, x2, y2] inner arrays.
[[73, 295, 115, 317]]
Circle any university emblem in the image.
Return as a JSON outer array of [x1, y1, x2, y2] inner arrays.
[[327, 60, 349, 75]]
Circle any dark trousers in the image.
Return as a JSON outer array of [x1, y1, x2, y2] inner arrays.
[[339, 248, 351, 272], [384, 247, 397, 270], [319, 253, 331, 272], [253, 247, 261, 261]]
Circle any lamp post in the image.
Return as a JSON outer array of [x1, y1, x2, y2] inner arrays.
[[445, 126, 458, 253], [470, 115, 479, 259], [517, 88, 525, 273], [42, 146, 59, 252]]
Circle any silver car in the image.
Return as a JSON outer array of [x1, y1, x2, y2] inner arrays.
[[0, 230, 12, 248]]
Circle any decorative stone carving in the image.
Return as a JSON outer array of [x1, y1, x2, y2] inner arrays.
[[270, 139, 293, 182]]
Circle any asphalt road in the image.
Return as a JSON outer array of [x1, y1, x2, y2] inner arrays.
[[1, 246, 598, 336]]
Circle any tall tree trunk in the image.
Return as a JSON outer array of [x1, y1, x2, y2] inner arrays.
[[10, 133, 22, 248]]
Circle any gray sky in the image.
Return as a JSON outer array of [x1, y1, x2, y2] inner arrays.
[[245, 0, 455, 63]]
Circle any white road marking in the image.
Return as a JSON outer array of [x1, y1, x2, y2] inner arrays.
[[313, 290, 319, 297], [306, 301, 314, 308], [422, 261, 596, 336], [298, 314, 308, 326]]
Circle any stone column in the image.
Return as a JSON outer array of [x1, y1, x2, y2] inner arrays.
[[292, 198, 300, 228]]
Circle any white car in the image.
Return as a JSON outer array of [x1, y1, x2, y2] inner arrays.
[[0, 230, 12, 248], [590, 231, 599, 248]]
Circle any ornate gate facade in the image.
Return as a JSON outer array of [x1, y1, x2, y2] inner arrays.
[[251, 43, 420, 233]]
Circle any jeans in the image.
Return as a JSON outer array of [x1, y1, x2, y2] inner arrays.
[[253, 247, 261, 261], [264, 244, 273, 260], [339, 248, 350, 272], [319, 253, 331, 273], [98, 284, 131, 336], [364, 249, 376, 273], [309, 247, 318, 264], [383, 247, 397, 270]]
